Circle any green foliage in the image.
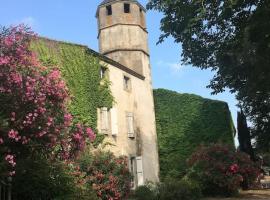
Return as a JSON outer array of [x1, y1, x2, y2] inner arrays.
[[154, 89, 235, 179], [237, 110, 254, 160], [133, 185, 156, 200], [157, 179, 201, 200], [131, 179, 201, 200], [147, 0, 270, 152], [12, 155, 99, 200], [31, 38, 113, 130]]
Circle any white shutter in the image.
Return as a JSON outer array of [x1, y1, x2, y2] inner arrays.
[[101, 107, 108, 133], [111, 107, 118, 136], [136, 156, 144, 186], [127, 112, 134, 138]]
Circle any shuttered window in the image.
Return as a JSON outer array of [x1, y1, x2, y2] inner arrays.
[[126, 112, 135, 138], [136, 156, 144, 186], [101, 107, 109, 134], [110, 107, 118, 136]]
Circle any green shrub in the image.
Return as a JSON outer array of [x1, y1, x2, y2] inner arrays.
[[154, 89, 235, 180], [134, 185, 156, 200], [131, 179, 201, 200], [187, 144, 260, 197], [158, 179, 202, 200], [12, 155, 99, 200]]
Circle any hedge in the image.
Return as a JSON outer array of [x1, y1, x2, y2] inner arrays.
[[153, 89, 235, 180]]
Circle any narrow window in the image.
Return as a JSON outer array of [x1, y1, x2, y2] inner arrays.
[[136, 156, 144, 186], [123, 76, 131, 91], [106, 5, 112, 15], [101, 107, 109, 134], [100, 67, 107, 79], [130, 157, 136, 189], [124, 3, 130, 13], [127, 112, 135, 138], [110, 107, 118, 136]]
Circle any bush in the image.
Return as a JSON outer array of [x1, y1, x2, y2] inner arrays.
[[187, 144, 260, 196], [131, 179, 201, 200], [158, 179, 201, 200], [12, 155, 99, 200], [79, 150, 131, 200], [133, 185, 156, 200]]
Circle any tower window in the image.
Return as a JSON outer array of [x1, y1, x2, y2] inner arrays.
[[124, 3, 130, 13], [100, 67, 107, 79], [106, 5, 112, 15], [123, 75, 131, 91]]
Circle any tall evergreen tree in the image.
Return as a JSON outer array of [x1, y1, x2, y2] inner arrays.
[[237, 110, 254, 160]]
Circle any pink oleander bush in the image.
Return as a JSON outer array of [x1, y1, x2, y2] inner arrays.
[[0, 25, 96, 177], [79, 150, 131, 200], [186, 144, 260, 197]]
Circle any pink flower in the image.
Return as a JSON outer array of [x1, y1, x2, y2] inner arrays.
[[64, 113, 73, 126], [8, 129, 21, 141], [0, 138, 3, 144], [86, 127, 96, 142], [9, 171, 16, 176], [5, 154, 16, 167], [73, 133, 82, 142], [229, 164, 239, 173]]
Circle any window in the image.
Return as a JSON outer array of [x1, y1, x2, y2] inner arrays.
[[124, 3, 130, 13], [130, 157, 136, 189], [126, 112, 135, 138], [100, 67, 107, 79], [136, 156, 144, 186], [129, 156, 144, 188], [123, 76, 131, 91], [101, 107, 109, 134], [106, 5, 112, 15], [110, 107, 118, 136]]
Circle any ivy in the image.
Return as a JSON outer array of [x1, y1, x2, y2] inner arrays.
[[31, 39, 113, 132], [153, 89, 235, 180]]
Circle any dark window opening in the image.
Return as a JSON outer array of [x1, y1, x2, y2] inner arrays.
[[100, 67, 107, 79], [124, 3, 130, 13], [123, 76, 131, 91], [140, 8, 142, 12], [106, 5, 112, 15]]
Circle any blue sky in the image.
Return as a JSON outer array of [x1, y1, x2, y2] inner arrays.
[[0, 0, 238, 143]]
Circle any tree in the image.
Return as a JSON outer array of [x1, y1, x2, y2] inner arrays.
[[147, 0, 270, 151], [0, 25, 96, 177], [237, 109, 254, 160]]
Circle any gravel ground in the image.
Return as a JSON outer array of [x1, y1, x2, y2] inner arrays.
[[203, 190, 270, 200]]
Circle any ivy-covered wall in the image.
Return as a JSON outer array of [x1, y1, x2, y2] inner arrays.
[[154, 89, 235, 180], [31, 38, 113, 131]]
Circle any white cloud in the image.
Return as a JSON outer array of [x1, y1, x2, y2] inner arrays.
[[11, 17, 37, 28], [20, 17, 36, 27], [157, 60, 185, 74]]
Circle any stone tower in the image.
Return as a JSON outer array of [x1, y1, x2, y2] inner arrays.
[[96, 0, 159, 187], [97, 0, 148, 75]]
